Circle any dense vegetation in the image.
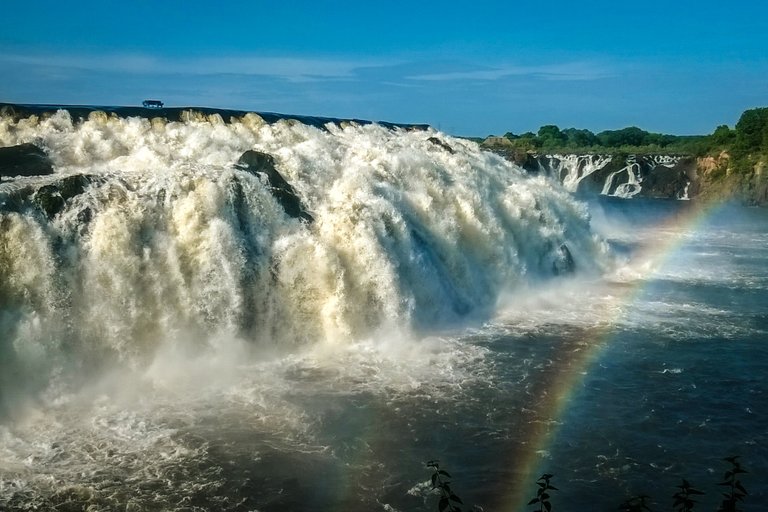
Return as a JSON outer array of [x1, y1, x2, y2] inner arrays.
[[727, 107, 768, 171], [483, 107, 768, 162], [493, 125, 705, 155], [477, 107, 768, 204]]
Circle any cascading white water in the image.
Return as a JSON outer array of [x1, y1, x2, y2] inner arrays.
[[529, 154, 689, 198], [534, 154, 614, 192], [0, 109, 610, 414], [4, 110, 765, 512]]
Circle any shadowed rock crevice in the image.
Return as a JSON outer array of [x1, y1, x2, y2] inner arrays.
[[34, 174, 95, 218], [235, 151, 313, 223]]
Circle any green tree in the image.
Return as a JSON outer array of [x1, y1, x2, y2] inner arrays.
[[734, 107, 768, 155], [562, 128, 598, 148], [537, 125, 567, 148], [597, 126, 649, 147], [711, 125, 736, 147]]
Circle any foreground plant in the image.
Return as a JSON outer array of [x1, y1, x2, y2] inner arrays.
[[717, 456, 748, 512], [528, 473, 558, 511], [426, 460, 464, 512], [672, 479, 704, 512]]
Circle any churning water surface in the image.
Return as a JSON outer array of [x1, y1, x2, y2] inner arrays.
[[0, 110, 766, 511]]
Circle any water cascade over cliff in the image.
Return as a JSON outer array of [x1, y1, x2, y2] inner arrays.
[[0, 107, 611, 416], [510, 153, 695, 199]]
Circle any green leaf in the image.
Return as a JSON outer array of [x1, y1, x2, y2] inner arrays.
[[544, 501, 552, 512], [439, 497, 449, 512], [528, 498, 540, 505], [450, 494, 463, 504], [431, 473, 438, 488], [439, 470, 452, 478]]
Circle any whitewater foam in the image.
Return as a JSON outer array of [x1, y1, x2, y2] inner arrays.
[[0, 109, 612, 415]]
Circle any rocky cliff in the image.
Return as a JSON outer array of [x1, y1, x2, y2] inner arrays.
[[489, 147, 766, 205], [497, 151, 695, 199], [691, 152, 768, 206]]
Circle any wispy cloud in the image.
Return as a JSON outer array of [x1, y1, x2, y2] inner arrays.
[[2, 49, 614, 86], [1, 51, 399, 83], [407, 61, 614, 82]]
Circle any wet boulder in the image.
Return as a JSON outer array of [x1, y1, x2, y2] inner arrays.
[[427, 136, 455, 154], [0, 143, 54, 179], [235, 150, 313, 223], [34, 174, 95, 218]]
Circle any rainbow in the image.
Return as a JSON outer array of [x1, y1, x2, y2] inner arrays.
[[501, 197, 732, 511]]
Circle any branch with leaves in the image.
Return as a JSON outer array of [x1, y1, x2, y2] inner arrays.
[[718, 456, 748, 512], [427, 460, 465, 512], [672, 479, 705, 512], [528, 473, 558, 512]]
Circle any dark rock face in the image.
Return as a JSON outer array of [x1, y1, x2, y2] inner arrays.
[[427, 137, 455, 154], [0, 143, 54, 179], [235, 151, 313, 223], [34, 174, 94, 218], [637, 164, 689, 199], [1, 174, 95, 219], [520, 152, 560, 174]]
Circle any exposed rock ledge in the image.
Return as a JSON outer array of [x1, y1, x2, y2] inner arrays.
[[509, 152, 694, 200], [235, 150, 314, 223], [0, 143, 54, 179]]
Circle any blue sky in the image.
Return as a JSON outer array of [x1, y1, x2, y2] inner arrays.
[[2, 1, 767, 136]]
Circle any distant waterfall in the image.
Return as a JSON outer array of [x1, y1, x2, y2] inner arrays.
[[521, 153, 691, 199]]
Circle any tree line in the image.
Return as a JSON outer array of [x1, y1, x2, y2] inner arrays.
[[487, 107, 768, 162]]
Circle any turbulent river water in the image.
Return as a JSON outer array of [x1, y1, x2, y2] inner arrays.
[[0, 109, 766, 511]]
